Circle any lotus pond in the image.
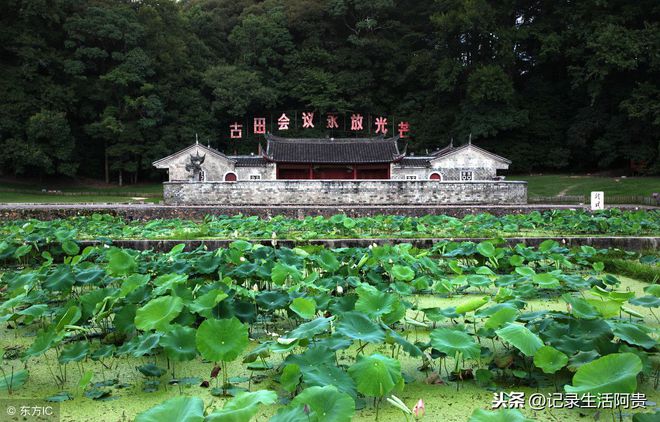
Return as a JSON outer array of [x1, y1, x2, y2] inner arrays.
[[0, 225, 659, 421], [1, 209, 659, 242]]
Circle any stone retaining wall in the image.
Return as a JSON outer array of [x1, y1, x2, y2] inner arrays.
[[0, 204, 653, 221], [78, 236, 659, 252], [163, 180, 528, 205]]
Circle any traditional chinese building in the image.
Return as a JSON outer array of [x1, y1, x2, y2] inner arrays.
[[154, 134, 511, 182], [153, 134, 526, 205]]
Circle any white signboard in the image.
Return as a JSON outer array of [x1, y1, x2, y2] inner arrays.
[[591, 191, 604, 210]]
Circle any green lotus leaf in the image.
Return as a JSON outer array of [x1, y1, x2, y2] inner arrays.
[[188, 289, 228, 318], [496, 324, 543, 357], [153, 273, 188, 296], [256, 291, 290, 311], [476, 266, 496, 275], [565, 353, 643, 395], [515, 267, 536, 277], [137, 363, 166, 378], [135, 296, 183, 332], [469, 408, 534, 422], [301, 365, 356, 398], [476, 241, 496, 258], [585, 299, 621, 318], [193, 253, 222, 274], [43, 265, 74, 292], [271, 263, 303, 285], [533, 272, 560, 289], [132, 333, 162, 357], [562, 294, 600, 319], [196, 317, 248, 362], [24, 328, 59, 359], [456, 296, 490, 314], [280, 364, 302, 393], [466, 275, 492, 288], [533, 345, 568, 374], [316, 249, 340, 273], [119, 274, 150, 298], [384, 328, 422, 357], [484, 307, 519, 330], [0, 369, 28, 391], [58, 342, 89, 364], [106, 248, 137, 276], [61, 239, 80, 256], [283, 316, 333, 340], [348, 353, 402, 398], [159, 325, 197, 361], [135, 396, 204, 422], [629, 295, 660, 308], [75, 268, 106, 285], [114, 304, 137, 334], [336, 312, 385, 343], [430, 327, 481, 360], [17, 304, 48, 318], [508, 255, 524, 267], [390, 265, 415, 282], [607, 321, 657, 349], [354, 284, 395, 318], [291, 385, 355, 422], [342, 218, 356, 229], [289, 297, 316, 320], [568, 350, 601, 371], [55, 305, 81, 332], [633, 411, 660, 422], [644, 285, 660, 297], [381, 299, 407, 325], [270, 406, 308, 422], [206, 390, 277, 422]]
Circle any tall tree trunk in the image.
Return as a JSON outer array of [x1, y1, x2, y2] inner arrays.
[[118, 169, 123, 187], [104, 140, 109, 184]]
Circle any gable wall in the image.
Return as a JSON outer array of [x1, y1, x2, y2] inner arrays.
[[158, 145, 235, 181]]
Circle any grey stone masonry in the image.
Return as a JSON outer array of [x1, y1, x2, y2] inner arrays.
[[163, 180, 528, 205]]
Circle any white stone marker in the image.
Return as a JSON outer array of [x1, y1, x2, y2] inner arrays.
[[591, 191, 605, 210]]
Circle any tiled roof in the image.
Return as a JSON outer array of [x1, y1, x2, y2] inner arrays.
[[231, 156, 268, 167], [398, 157, 432, 167], [265, 134, 401, 163]]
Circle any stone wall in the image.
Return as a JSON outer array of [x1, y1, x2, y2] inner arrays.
[[1, 204, 651, 221], [234, 164, 276, 180], [163, 180, 528, 205]]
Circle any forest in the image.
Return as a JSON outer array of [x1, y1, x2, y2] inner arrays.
[[1, 0, 658, 183]]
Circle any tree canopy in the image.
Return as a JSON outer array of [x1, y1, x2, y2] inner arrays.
[[1, 0, 658, 183]]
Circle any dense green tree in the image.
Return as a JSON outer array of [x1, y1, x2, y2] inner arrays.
[[0, 0, 658, 181]]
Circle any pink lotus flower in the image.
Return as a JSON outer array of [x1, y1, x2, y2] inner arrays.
[[412, 399, 425, 419]]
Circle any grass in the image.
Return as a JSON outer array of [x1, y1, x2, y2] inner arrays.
[[514, 174, 660, 197], [0, 192, 161, 204]]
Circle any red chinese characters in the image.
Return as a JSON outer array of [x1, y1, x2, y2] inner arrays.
[[230, 122, 242, 139], [374, 117, 388, 134], [302, 112, 315, 128], [326, 114, 339, 129], [277, 113, 290, 130], [398, 121, 410, 138], [350, 113, 363, 131], [253, 117, 266, 134]]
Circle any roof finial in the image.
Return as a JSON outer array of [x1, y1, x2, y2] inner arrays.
[[468, 133, 472, 145], [195, 133, 199, 145], [449, 137, 454, 148]]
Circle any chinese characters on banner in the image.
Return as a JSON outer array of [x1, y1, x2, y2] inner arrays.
[[228, 112, 411, 140]]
